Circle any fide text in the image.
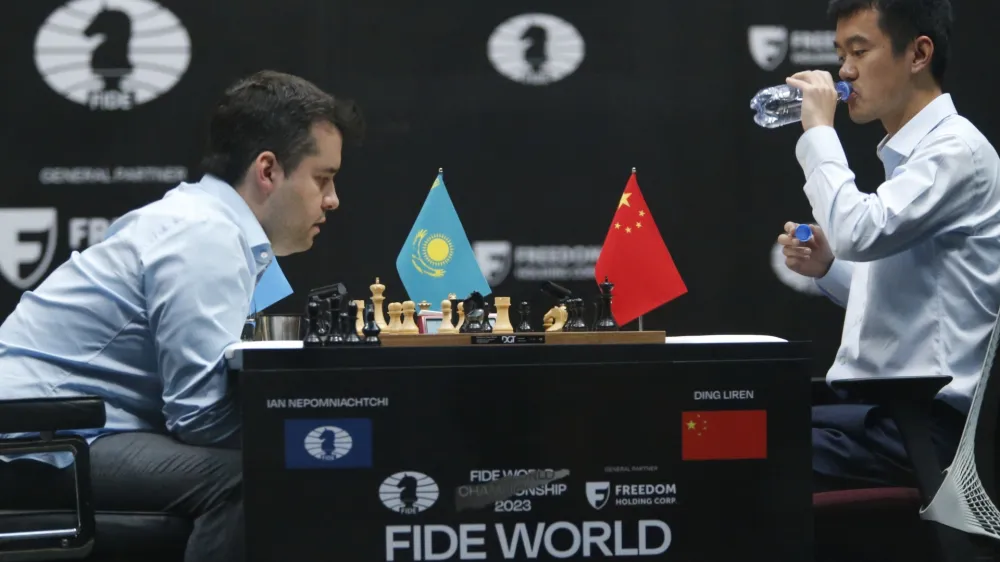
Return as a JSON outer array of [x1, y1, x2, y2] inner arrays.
[[386, 520, 670, 560]]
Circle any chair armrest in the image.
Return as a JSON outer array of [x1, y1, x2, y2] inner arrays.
[[829, 375, 953, 405], [0, 397, 106, 434]]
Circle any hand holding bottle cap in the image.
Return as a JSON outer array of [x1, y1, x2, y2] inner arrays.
[[794, 224, 813, 242]]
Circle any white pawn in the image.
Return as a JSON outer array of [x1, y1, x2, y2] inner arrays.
[[401, 301, 420, 334], [386, 302, 403, 334], [439, 300, 457, 334]]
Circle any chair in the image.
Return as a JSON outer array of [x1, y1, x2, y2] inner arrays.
[[0, 397, 189, 561], [814, 311, 1000, 562]]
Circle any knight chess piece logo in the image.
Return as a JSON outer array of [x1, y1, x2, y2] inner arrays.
[[747, 25, 789, 71], [411, 229, 454, 278], [586, 481, 611, 510], [0, 208, 59, 291], [473, 240, 513, 286], [487, 13, 585, 86], [379, 471, 440, 515], [34, 0, 192, 111], [303, 425, 354, 462]]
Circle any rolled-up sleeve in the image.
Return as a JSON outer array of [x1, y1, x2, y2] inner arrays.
[[140, 218, 253, 446], [796, 126, 978, 262]]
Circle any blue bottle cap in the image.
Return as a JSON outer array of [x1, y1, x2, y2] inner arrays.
[[794, 224, 813, 242], [835, 81, 853, 101]]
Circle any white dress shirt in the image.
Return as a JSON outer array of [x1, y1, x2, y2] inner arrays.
[[797, 94, 1000, 414]]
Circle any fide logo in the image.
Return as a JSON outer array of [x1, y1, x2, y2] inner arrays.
[[34, 0, 192, 111], [747, 26, 789, 71], [585, 481, 611, 510], [0, 208, 59, 291], [379, 471, 440, 515], [303, 425, 353, 462], [487, 13, 585, 86]]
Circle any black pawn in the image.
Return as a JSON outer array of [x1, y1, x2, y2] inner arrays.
[[362, 302, 381, 345], [516, 301, 533, 332], [304, 299, 323, 346], [345, 302, 361, 344]]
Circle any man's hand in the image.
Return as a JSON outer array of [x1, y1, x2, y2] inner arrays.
[[778, 222, 835, 278], [786, 71, 840, 131]]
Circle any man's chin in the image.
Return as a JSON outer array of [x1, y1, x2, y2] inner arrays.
[[848, 108, 876, 124]]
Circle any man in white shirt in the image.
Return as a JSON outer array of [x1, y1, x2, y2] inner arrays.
[[777, 0, 1000, 491]]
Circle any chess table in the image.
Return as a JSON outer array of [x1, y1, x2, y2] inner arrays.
[[227, 339, 813, 561]]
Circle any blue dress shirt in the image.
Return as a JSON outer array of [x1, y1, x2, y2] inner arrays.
[[799, 94, 1000, 414], [0, 175, 280, 466]]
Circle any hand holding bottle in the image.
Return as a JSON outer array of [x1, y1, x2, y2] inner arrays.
[[785, 71, 845, 131]]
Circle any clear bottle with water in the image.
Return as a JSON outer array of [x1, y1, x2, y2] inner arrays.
[[750, 81, 852, 129]]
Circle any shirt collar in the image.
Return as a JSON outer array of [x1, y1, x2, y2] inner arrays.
[[877, 94, 957, 174], [191, 174, 271, 253]]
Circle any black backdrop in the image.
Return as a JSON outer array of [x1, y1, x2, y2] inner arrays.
[[2, 0, 997, 377]]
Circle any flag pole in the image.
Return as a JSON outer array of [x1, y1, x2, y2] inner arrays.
[[633, 166, 641, 332]]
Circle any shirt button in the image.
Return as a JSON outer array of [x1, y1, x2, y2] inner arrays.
[[260, 251, 269, 259]]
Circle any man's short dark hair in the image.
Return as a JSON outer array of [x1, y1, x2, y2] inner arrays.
[[200, 70, 366, 186], [827, 0, 953, 85]]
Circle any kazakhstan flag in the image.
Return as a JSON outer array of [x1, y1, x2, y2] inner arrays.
[[395, 170, 490, 305]]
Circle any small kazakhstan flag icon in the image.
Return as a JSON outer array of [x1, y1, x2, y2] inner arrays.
[[395, 170, 490, 304]]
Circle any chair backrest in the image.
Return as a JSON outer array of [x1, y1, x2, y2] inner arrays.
[[921, 308, 1000, 539]]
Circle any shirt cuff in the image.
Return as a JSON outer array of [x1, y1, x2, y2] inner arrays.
[[795, 126, 848, 179], [813, 259, 851, 306]]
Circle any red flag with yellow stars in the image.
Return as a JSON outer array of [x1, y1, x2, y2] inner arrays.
[[594, 169, 687, 326]]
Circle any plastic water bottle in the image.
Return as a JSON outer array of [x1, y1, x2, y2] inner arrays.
[[750, 81, 852, 129]]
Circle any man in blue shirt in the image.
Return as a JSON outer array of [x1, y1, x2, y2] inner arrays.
[[777, 0, 1000, 491], [0, 70, 365, 561]]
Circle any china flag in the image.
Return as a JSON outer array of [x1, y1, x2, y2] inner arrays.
[[681, 410, 767, 461], [594, 170, 687, 326]]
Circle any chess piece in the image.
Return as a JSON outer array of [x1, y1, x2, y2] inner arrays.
[[493, 297, 513, 333], [318, 298, 333, 343], [328, 310, 345, 344], [462, 308, 486, 332], [481, 299, 493, 333], [594, 276, 619, 331], [385, 302, 403, 334], [353, 299, 365, 337], [401, 301, 420, 334], [438, 299, 457, 333], [516, 301, 533, 332], [370, 277, 388, 329], [362, 302, 381, 345], [343, 309, 361, 344], [456, 302, 465, 331], [544, 305, 568, 332], [304, 298, 323, 345], [563, 298, 586, 332], [448, 293, 460, 329], [418, 301, 431, 314]]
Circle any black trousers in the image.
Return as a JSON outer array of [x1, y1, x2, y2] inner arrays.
[[1, 432, 243, 562], [812, 400, 967, 492]]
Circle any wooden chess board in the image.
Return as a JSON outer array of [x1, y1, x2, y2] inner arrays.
[[377, 330, 666, 347]]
